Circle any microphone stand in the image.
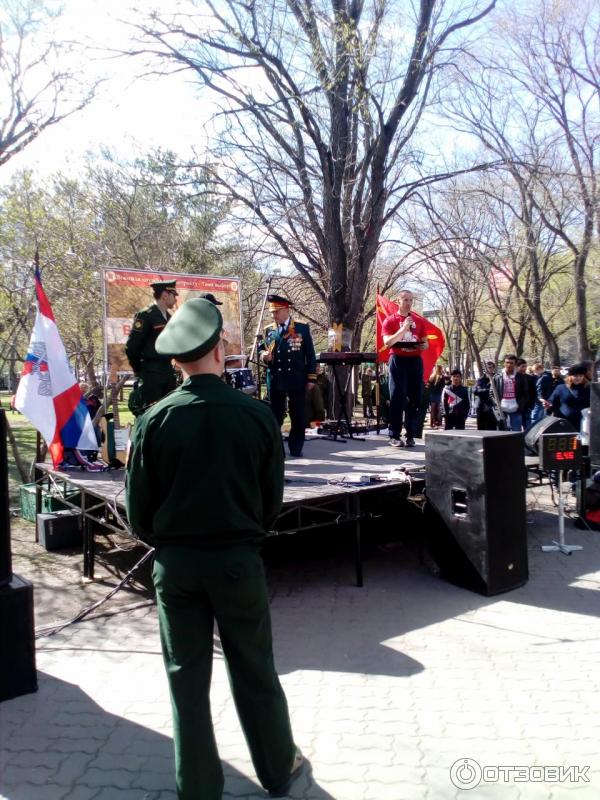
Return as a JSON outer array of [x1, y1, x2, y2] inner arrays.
[[248, 276, 272, 400]]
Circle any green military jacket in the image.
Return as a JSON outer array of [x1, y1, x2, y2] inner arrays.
[[126, 374, 284, 546], [125, 303, 173, 375]]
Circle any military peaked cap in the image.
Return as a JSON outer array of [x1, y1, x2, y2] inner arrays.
[[268, 294, 293, 310], [150, 279, 178, 294], [156, 298, 223, 362]]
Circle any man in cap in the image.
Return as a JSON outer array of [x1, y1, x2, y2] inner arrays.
[[126, 298, 304, 800], [260, 294, 317, 457], [125, 279, 179, 414], [199, 292, 223, 306]]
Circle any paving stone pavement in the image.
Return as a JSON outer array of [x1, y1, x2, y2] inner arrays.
[[1, 484, 600, 800]]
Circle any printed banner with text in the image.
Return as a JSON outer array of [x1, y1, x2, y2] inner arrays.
[[103, 269, 243, 379]]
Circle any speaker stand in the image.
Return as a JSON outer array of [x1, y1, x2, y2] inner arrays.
[[542, 471, 583, 555]]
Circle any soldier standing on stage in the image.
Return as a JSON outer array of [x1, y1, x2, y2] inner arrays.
[[260, 294, 317, 457], [126, 298, 305, 800], [125, 280, 178, 415]]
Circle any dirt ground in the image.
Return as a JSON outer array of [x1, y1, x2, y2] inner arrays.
[[9, 515, 155, 635]]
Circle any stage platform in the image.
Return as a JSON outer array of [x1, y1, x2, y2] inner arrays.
[[33, 431, 427, 587]]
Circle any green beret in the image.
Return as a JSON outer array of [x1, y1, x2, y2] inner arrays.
[[156, 298, 223, 362], [150, 280, 177, 293]]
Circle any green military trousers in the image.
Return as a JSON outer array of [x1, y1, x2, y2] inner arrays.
[[129, 368, 176, 415], [152, 543, 296, 800]]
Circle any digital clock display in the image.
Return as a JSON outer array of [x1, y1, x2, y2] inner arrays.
[[539, 433, 581, 470]]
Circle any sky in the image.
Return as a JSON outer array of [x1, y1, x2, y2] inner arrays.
[[2, 0, 216, 179], [1, 0, 484, 182]]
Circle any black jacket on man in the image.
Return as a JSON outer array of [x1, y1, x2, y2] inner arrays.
[[524, 372, 537, 413], [536, 370, 553, 401]]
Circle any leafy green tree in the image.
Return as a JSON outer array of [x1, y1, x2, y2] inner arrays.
[[0, 151, 253, 381]]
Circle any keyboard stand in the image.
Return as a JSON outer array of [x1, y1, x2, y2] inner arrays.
[[322, 362, 365, 443]]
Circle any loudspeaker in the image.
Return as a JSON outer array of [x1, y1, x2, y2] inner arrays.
[[37, 509, 83, 551], [590, 383, 600, 471], [0, 574, 37, 701], [424, 430, 528, 596], [524, 415, 575, 454]]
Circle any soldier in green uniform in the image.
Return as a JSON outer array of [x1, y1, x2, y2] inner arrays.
[[125, 279, 178, 415], [126, 298, 305, 800], [260, 295, 317, 457]]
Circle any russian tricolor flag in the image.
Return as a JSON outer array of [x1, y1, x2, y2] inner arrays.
[[15, 268, 98, 468]]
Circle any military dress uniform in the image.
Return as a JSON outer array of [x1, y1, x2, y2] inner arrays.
[[125, 281, 177, 415], [262, 297, 317, 457], [126, 299, 301, 800]]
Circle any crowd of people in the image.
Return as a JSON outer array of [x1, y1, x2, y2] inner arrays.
[[359, 356, 593, 436], [119, 279, 594, 446]]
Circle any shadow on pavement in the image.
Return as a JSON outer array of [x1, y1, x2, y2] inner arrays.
[[263, 501, 600, 677], [0, 673, 335, 800]]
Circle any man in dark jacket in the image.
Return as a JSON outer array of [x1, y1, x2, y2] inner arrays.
[[260, 294, 317, 457], [517, 358, 537, 430], [474, 361, 499, 430], [530, 362, 553, 427], [125, 279, 178, 414], [491, 354, 528, 431], [126, 299, 304, 800]]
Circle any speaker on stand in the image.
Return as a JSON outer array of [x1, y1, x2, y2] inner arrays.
[[524, 415, 576, 454], [424, 430, 529, 596]]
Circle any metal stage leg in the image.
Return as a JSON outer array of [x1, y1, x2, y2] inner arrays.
[[34, 468, 42, 544], [83, 517, 95, 581], [352, 494, 363, 587]]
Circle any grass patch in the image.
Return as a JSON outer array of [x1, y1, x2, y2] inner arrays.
[[4, 413, 40, 504]]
